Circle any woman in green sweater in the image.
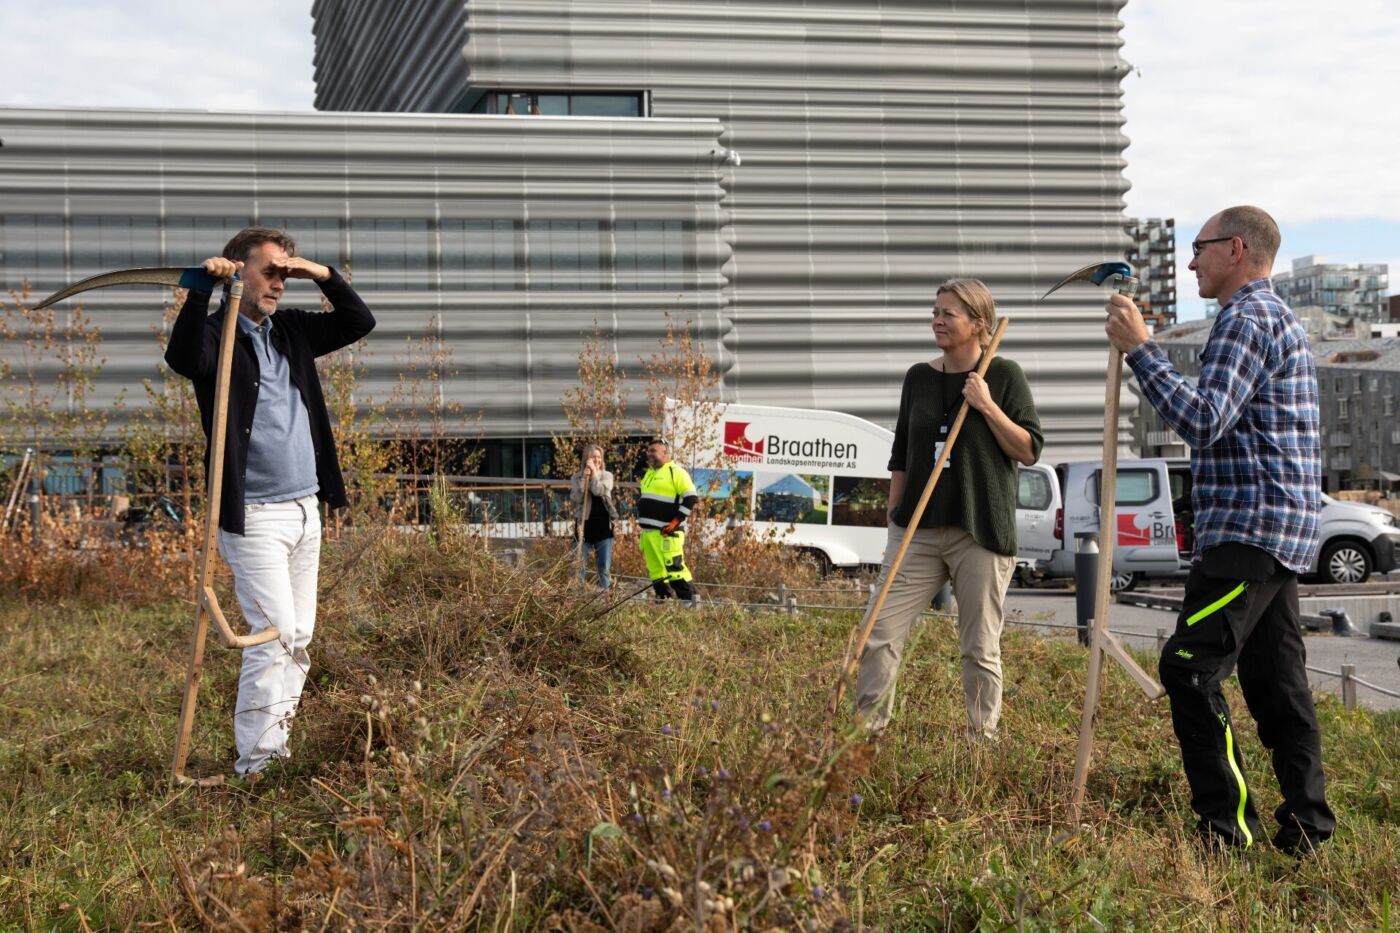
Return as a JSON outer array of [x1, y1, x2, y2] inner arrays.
[[856, 278, 1043, 740]]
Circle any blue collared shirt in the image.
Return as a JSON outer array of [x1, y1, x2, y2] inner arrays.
[[236, 312, 319, 505], [1126, 279, 1321, 573]]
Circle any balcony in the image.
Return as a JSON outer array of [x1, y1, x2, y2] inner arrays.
[[1329, 433, 1352, 448], [1331, 455, 1353, 470]]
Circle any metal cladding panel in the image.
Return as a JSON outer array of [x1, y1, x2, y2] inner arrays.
[[312, 0, 1136, 458], [0, 108, 728, 442], [312, 0, 470, 113]]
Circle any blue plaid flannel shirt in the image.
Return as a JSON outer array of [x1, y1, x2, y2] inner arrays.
[[1126, 279, 1321, 574]]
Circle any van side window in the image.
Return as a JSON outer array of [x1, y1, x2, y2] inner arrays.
[[1017, 469, 1053, 510], [1088, 469, 1159, 506]]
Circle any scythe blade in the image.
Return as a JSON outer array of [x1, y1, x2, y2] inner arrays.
[[33, 266, 220, 310]]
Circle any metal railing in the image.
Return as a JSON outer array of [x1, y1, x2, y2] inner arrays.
[[610, 574, 1399, 710], [1305, 664, 1400, 710], [609, 575, 1169, 648]]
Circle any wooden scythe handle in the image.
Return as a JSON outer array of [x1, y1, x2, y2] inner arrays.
[[1068, 278, 1165, 822], [172, 279, 281, 785], [831, 317, 1010, 716]]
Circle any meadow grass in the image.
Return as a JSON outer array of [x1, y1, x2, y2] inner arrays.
[[0, 527, 1395, 929]]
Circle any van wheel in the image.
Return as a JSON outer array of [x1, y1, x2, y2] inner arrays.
[[799, 548, 832, 577], [1110, 570, 1139, 593], [1319, 539, 1371, 585]]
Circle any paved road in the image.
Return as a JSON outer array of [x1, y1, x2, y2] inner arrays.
[[1004, 588, 1400, 712]]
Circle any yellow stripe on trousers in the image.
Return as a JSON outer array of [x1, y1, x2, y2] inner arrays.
[[1221, 715, 1254, 847], [1186, 582, 1247, 627]]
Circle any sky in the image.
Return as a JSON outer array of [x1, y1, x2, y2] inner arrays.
[[1, 0, 1396, 320]]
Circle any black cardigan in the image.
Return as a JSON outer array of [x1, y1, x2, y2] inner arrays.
[[163, 269, 375, 535]]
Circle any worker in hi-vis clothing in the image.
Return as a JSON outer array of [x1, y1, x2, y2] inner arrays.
[[637, 439, 698, 602]]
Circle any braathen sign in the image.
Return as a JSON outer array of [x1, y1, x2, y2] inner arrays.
[[668, 398, 893, 475]]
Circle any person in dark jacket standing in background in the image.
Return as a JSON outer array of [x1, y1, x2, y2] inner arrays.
[[570, 444, 618, 589], [1106, 205, 1335, 855], [855, 278, 1042, 741], [165, 226, 375, 778]]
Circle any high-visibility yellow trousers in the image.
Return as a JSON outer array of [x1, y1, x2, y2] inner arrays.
[[639, 529, 693, 584]]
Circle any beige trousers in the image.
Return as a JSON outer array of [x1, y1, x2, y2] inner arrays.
[[855, 523, 1016, 737]]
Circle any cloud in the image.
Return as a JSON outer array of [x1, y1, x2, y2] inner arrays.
[[0, 0, 315, 111], [1120, 0, 1400, 226]]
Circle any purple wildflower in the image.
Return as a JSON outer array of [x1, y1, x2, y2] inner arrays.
[[661, 724, 673, 736], [759, 820, 772, 833], [813, 886, 826, 900], [850, 793, 862, 807]]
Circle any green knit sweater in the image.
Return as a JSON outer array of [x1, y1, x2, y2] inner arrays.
[[887, 356, 1043, 556]]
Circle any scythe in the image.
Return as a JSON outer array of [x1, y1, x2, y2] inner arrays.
[[36, 266, 281, 786], [1040, 261, 1166, 828]]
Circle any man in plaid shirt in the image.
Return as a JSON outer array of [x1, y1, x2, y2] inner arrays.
[[1106, 205, 1335, 856]]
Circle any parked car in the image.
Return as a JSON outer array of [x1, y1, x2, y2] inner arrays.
[[1306, 495, 1399, 584]]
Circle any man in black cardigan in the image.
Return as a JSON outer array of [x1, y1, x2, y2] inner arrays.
[[165, 227, 374, 777]]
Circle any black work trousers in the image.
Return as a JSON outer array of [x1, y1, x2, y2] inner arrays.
[[1158, 543, 1336, 852], [652, 579, 695, 600]]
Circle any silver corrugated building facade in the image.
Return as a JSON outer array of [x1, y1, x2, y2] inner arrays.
[[0, 108, 729, 468], [312, 0, 1136, 457]]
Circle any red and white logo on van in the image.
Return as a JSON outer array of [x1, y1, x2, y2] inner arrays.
[[723, 421, 765, 462], [1116, 513, 1151, 547]]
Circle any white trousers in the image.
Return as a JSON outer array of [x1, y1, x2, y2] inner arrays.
[[855, 523, 1016, 737], [217, 494, 321, 774]]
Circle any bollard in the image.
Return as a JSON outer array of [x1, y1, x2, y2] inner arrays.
[[1157, 628, 1169, 653], [786, 596, 798, 618], [1073, 531, 1099, 646], [1340, 664, 1356, 709], [778, 582, 786, 607], [1319, 608, 1360, 637]]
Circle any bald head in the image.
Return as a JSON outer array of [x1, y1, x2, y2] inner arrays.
[[1213, 205, 1281, 272]]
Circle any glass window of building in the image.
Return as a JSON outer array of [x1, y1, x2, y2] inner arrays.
[[474, 91, 645, 118], [349, 218, 431, 289], [166, 217, 252, 266], [527, 220, 601, 290], [0, 214, 65, 291], [616, 220, 686, 290], [71, 215, 160, 277], [569, 95, 643, 117], [441, 219, 516, 290], [537, 94, 569, 116], [257, 217, 344, 269]]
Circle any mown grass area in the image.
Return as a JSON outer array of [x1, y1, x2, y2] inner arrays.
[[1, 528, 1397, 929]]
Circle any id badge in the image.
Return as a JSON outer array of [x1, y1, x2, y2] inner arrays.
[[934, 441, 952, 466]]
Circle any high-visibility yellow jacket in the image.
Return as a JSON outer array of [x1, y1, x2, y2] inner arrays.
[[638, 461, 698, 531]]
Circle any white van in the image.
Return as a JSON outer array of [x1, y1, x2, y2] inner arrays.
[[1026, 458, 1189, 591], [674, 401, 1060, 571], [1026, 457, 1400, 587]]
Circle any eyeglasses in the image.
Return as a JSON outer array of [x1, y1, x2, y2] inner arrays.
[[1190, 236, 1237, 257]]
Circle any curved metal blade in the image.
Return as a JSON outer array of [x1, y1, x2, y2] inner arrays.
[[1040, 261, 1134, 300], [33, 266, 219, 310]]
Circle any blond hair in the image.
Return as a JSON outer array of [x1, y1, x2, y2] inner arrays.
[[935, 278, 997, 349]]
